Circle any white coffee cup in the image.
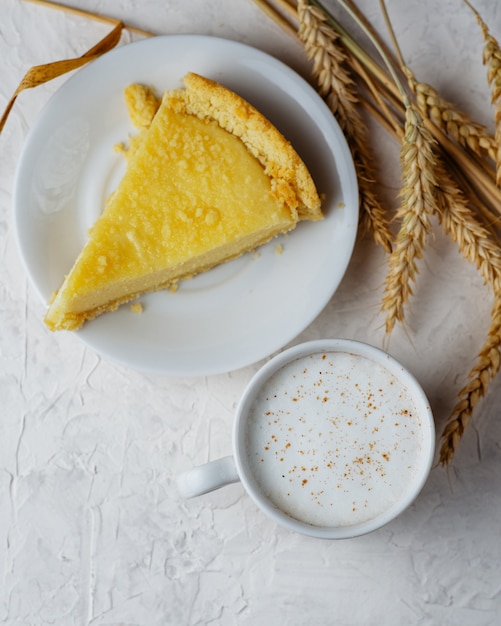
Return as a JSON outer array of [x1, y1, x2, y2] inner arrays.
[[176, 339, 435, 539]]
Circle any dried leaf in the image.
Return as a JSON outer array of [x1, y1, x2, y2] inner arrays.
[[0, 20, 123, 134]]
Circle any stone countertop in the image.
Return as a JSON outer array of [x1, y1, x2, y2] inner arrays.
[[1, 0, 501, 624]]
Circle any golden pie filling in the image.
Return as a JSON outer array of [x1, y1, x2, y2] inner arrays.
[[44, 73, 322, 331]]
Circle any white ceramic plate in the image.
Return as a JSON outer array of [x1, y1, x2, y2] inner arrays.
[[14, 35, 358, 376]]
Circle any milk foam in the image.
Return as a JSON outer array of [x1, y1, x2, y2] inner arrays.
[[245, 351, 425, 528]]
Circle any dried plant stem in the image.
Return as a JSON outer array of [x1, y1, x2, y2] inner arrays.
[[256, 0, 501, 466], [305, 1, 397, 97], [250, 0, 298, 36], [410, 75, 496, 161], [421, 117, 501, 215], [481, 30, 501, 186], [439, 294, 501, 465], [361, 56, 501, 215], [349, 53, 403, 139], [333, 0, 501, 213], [0, 20, 124, 134], [464, 0, 501, 185], [359, 84, 501, 460], [433, 155, 501, 463], [374, 0, 501, 461], [443, 155, 501, 234], [297, 0, 393, 252], [381, 0, 495, 161], [317, 1, 501, 208], [359, 91, 501, 283], [298, 0, 360, 129], [332, 0, 409, 100], [354, 48, 501, 224], [271, 0, 501, 222], [347, 0, 402, 72], [371, 69, 501, 214], [381, 105, 439, 334], [273, 0, 299, 18], [354, 60, 501, 461], [434, 161, 501, 290], [25, 0, 152, 37], [358, 94, 400, 139]]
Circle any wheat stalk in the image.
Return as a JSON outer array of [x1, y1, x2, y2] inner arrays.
[[24, 0, 152, 35], [356, 79, 501, 458], [373, 98, 501, 459], [381, 0, 500, 205], [435, 157, 501, 463], [298, 0, 358, 128], [258, 0, 501, 219], [256, 0, 501, 465], [376, 1, 441, 334], [481, 30, 501, 187], [464, 0, 501, 186], [381, 0, 497, 164], [379, 0, 501, 460], [359, 84, 501, 462], [408, 74, 497, 161], [439, 294, 501, 465], [381, 104, 439, 333], [297, 0, 393, 252], [434, 159, 501, 290]]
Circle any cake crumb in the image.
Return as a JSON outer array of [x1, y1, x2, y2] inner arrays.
[[124, 83, 160, 128], [114, 141, 127, 155], [130, 302, 143, 314], [275, 244, 283, 255]]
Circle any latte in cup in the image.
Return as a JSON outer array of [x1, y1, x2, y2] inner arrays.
[[242, 350, 430, 530], [177, 339, 434, 539]]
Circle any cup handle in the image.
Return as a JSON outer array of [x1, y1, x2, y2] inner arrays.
[[176, 455, 240, 499]]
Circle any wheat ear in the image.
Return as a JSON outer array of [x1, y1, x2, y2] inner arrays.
[[464, 1, 501, 185], [298, 0, 358, 129], [408, 74, 497, 161], [434, 158, 501, 290], [381, 105, 439, 334], [298, 0, 393, 253], [433, 156, 501, 464], [481, 28, 501, 186], [439, 294, 501, 465], [381, 0, 496, 163]]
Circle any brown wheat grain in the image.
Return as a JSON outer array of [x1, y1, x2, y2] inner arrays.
[[482, 34, 501, 186], [434, 159, 501, 290], [433, 154, 501, 463], [408, 74, 497, 161], [440, 294, 501, 464], [466, 2, 501, 186], [381, 104, 439, 334], [298, 0, 393, 252]]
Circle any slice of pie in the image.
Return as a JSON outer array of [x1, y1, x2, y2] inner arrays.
[[44, 72, 322, 331]]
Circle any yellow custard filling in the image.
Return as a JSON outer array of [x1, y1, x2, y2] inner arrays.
[[44, 73, 322, 331]]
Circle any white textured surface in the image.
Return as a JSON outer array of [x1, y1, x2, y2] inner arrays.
[[1, 0, 501, 624]]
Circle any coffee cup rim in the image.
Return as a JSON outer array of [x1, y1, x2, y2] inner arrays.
[[232, 338, 435, 539]]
